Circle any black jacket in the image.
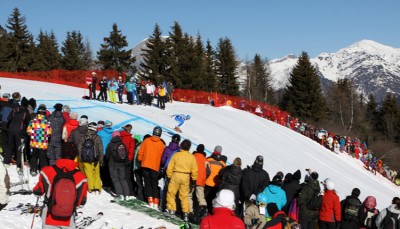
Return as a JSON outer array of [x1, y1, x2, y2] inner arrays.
[[47, 111, 65, 144], [298, 179, 321, 219], [281, 179, 301, 213], [106, 136, 127, 168], [219, 165, 242, 199], [241, 163, 270, 201], [7, 106, 30, 134]]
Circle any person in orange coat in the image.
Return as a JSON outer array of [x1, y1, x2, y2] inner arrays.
[[190, 144, 211, 215], [319, 178, 341, 229], [205, 145, 226, 213], [137, 126, 165, 208]]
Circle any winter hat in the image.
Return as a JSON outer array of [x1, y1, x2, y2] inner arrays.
[[61, 142, 78, 160], [212, 189, 235, 210], [293, 169, 302, 181], [196, 144, 205, 153], [70, 112, 78, 120], [54, 103, 63, 111], [351, 188, 361, 197], [214, 145, 222, 154], [63, 105, 71, 113], [266, 203, 279, 217], [254, 155, 264, 166], [104, 120, 113, 127], [276, 171, 284, 179], [97, 120, 105, 126], [284, 173, 293, 182], [37, 104, 47, 114], [12, 92, 21, 101], [272, 174, 283, 185], [88, 122, 98, 132], [324, 178, 335, 190], [311, 171, 319, 180], [171, 134, 181, 143], [233, 157, 242, 167], [28, 98, 36, 108], [123, 124, 132, 132], [79, 115, 88, 126], [112, 130, 120, 138], [21, 97, 29, 108]]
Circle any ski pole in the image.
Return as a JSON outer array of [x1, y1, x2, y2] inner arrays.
[[30, 196, 40, 229]]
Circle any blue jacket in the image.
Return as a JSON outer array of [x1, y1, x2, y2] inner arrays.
[[107, 80, 118, 91], [262, 184, 287, 217], [97, 127, 113, 155], [125, 82, 135, 92]]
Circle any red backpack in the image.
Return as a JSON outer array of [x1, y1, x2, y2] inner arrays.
[[48, 166, 78, 220]]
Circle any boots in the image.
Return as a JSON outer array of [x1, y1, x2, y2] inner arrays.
[[147, 197, 154, 207], [183, 212, 189, 222], [153, 198, 159, 210]]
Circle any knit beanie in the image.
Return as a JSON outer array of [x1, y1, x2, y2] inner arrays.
[[88, 122, 98, 132], [70, 112, 78, 120], [37, 104, 47, 114], [267, 203, 279, 217], [112, 130, 120, 138], [61, 142, 78, 160], [12, 92, 21, 101], [214, 145, 222, 154], [233, 157, 242, 167], [79, 115, 88, 126], [28, 98, 37, 108], [272, 174, 283, 185], [196, 144, 205, 153], [276, 171, 284, 180], [54, 103, 63, 111], [311, 171, 319, 180], [21, 97, 29, 108], [254, 155, 264, 166], [212, 189, 235, 210], [104, 120, 113, 127], [123, 124, 132, 132]]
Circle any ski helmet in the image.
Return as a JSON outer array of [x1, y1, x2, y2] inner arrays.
[[153, 126, 162, 137], [37, 104, 47, 115], [172, 134, 181, 143], [186, 115, 191, 120], [257, 193, 267, 204]]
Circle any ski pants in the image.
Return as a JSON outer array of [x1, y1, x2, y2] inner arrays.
[[166, 172, 190, 213], [83, 162, 102, 192], [299, 215, 318, 229], [90, 85, 96, 99], [142, 168, 159, 199], [47, 144, 61, 166], [159, 96, 166, 109], [319, 221, 337, 229], [125, 161, 134, 196], [126, 91, 133, 104], [109, 165, 130, 197], [30, 148, 48, 172], [109, 90, 117, 103], [97, 88, 107, 101], [117, 90, 123, 103], [6, 132, 22, 168]]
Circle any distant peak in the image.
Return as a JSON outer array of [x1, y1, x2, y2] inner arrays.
[[347, 39, 394, 51]]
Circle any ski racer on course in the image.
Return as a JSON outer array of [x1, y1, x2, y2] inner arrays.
[[171, 114, 191, 133]]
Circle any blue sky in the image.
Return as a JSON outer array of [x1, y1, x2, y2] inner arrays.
[[1, 1, 399, 60]]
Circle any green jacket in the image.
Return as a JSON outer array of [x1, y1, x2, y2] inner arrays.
[[298, 179, 321, 218]]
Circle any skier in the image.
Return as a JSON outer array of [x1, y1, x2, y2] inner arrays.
[[171, 114, 191, 133]]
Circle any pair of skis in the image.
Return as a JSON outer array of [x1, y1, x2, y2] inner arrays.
[[75, 212, 103, 229]]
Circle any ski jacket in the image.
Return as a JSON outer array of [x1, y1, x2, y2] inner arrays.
[[263, 211, 289, 229], [47, 111, 65, 145], [262, 184, 287, 217], [68, 125, 88, 154], [97, 127, 113, 155], [146, 84, 155, 94], [62, 119, 79, 142], [7, 106, 30, 134], [158, 87, 166, 97], [27, 114, 52, 150], [375, 204, 400, 228], [137, 136, 165, 172], [319, 190, 341, 222], [106, 136, 127, 168], [107, 80, 118, 91], [166, 150, 198, 181], [243, 203, 266, 229], [0, 160, 10, 205], [193, 151, 210, 187], [282, 179, 301, 213], [205, 155, 226, 187], [33, 159, 87, 227], [62, 111, 70, 123], [340, 195, 361, 227], [117, 80, 125, 93], [241, 163, 270, 201], [119, 130, 135, 161], [99, 79, 108, 90], [0, 99, 19, 130], [161, 142, 180, 168], [219, 165, 242, 200], [82, 130, 104, 163], [359, 196, 379, 229], [298, 179, 321, 218], [200, 207, 245, 229]]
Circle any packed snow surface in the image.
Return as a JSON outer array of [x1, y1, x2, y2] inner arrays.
[[1, 78, 399, 228]]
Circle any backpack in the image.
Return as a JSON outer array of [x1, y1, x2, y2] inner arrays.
[[307, 190, 323, 211], [344, 198, 361, 220], [282, 216, 301, 229], [48, 166, 78, 220], [382, 210, 400, 229], [80, 136, 99, 162], [363, 208, 378, 229], [112, 142, 127, 162]]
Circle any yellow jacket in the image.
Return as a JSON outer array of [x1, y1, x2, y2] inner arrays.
[[166, 150, 198, 181], [159, 87, 166, 97]]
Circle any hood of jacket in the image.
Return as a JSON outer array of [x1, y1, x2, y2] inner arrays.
[[251, 162, 263, 172], [363, 196, 377, 210], [55, 159, 78, 171], [307, 179, 321, 192], [77, 125, 88, 134], [266, 184, 282, 194], [67, 119, 79, 127], [149, 135, 162, 143], [50, 110, 63, 118], [119, 130, 132, 138], [387, 204, 400, 214], [167, 142, 180, 152]]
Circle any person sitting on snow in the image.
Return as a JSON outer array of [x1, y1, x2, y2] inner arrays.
[[171, 114, 191, 133]]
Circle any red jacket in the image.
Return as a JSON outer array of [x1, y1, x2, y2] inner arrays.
[[200, 207, 245, 229], [33, 159, 88, 227], [319, 190, 341, 222], [119, 130, 135, 161]]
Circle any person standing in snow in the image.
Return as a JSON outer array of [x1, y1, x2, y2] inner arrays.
[[241, 155, 270, 202], [298, 170, 321, 229], [117, 76, 125, 104], [62, 112, 79, 142], [89, 72, 97, 99], [27, 104, 52, 176], [191, 144, 210, 217], [125, 77, 135, 105], [62, 105, 71, 123], [145, 80, 155, 106], [137, 126, 165, 208], [166, 139, 198, 221], [340, 188, 362, 229], [97, 120, 114, 191], [171, 114, 191, 133], [108, 77, 118, 104], [260, 175, 287, 219], [281, 169, 302, 214], [319, 178, 341, 229], [119, 124, 135, 197], [98, 75, 108, 102], [158, 84, 167, 110], [47, 103, 65, 165], [68, 115, 89, 170]]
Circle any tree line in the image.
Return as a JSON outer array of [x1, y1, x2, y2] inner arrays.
[[1, 8, 400, 167]]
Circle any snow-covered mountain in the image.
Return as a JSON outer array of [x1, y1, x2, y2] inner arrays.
[[269, 40, 400, 102]]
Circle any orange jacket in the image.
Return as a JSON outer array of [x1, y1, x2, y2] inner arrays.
[[193, 152, 210, 186], [137, 136, 165, 172], [205, 156, 226, 187]]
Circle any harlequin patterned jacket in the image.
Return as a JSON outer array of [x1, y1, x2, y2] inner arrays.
[[27, 114, 52, 150]]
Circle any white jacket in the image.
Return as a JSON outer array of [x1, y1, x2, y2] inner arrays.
[[0, 160, 10, 205], [375, 204, 400, 228]]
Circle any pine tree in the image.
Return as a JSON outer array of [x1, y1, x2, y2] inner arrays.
[[282, 51, 326, 121], [0, 31, 10, 70], [61, 31, 86, 70], [246, 54, 275, 104], [6, 8, 33, 71], [190, 34, 207, 90], [36, 30, 61, 70], [377, 93, 399, 140], [366, 94, 378, 128], [215, 37, 239, 96], [97, 23, 135, 73], [204, 39, 218, 92], [140, 23, 168, 84]]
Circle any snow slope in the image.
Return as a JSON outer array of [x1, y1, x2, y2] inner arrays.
[[1, 78, 399, 228]]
